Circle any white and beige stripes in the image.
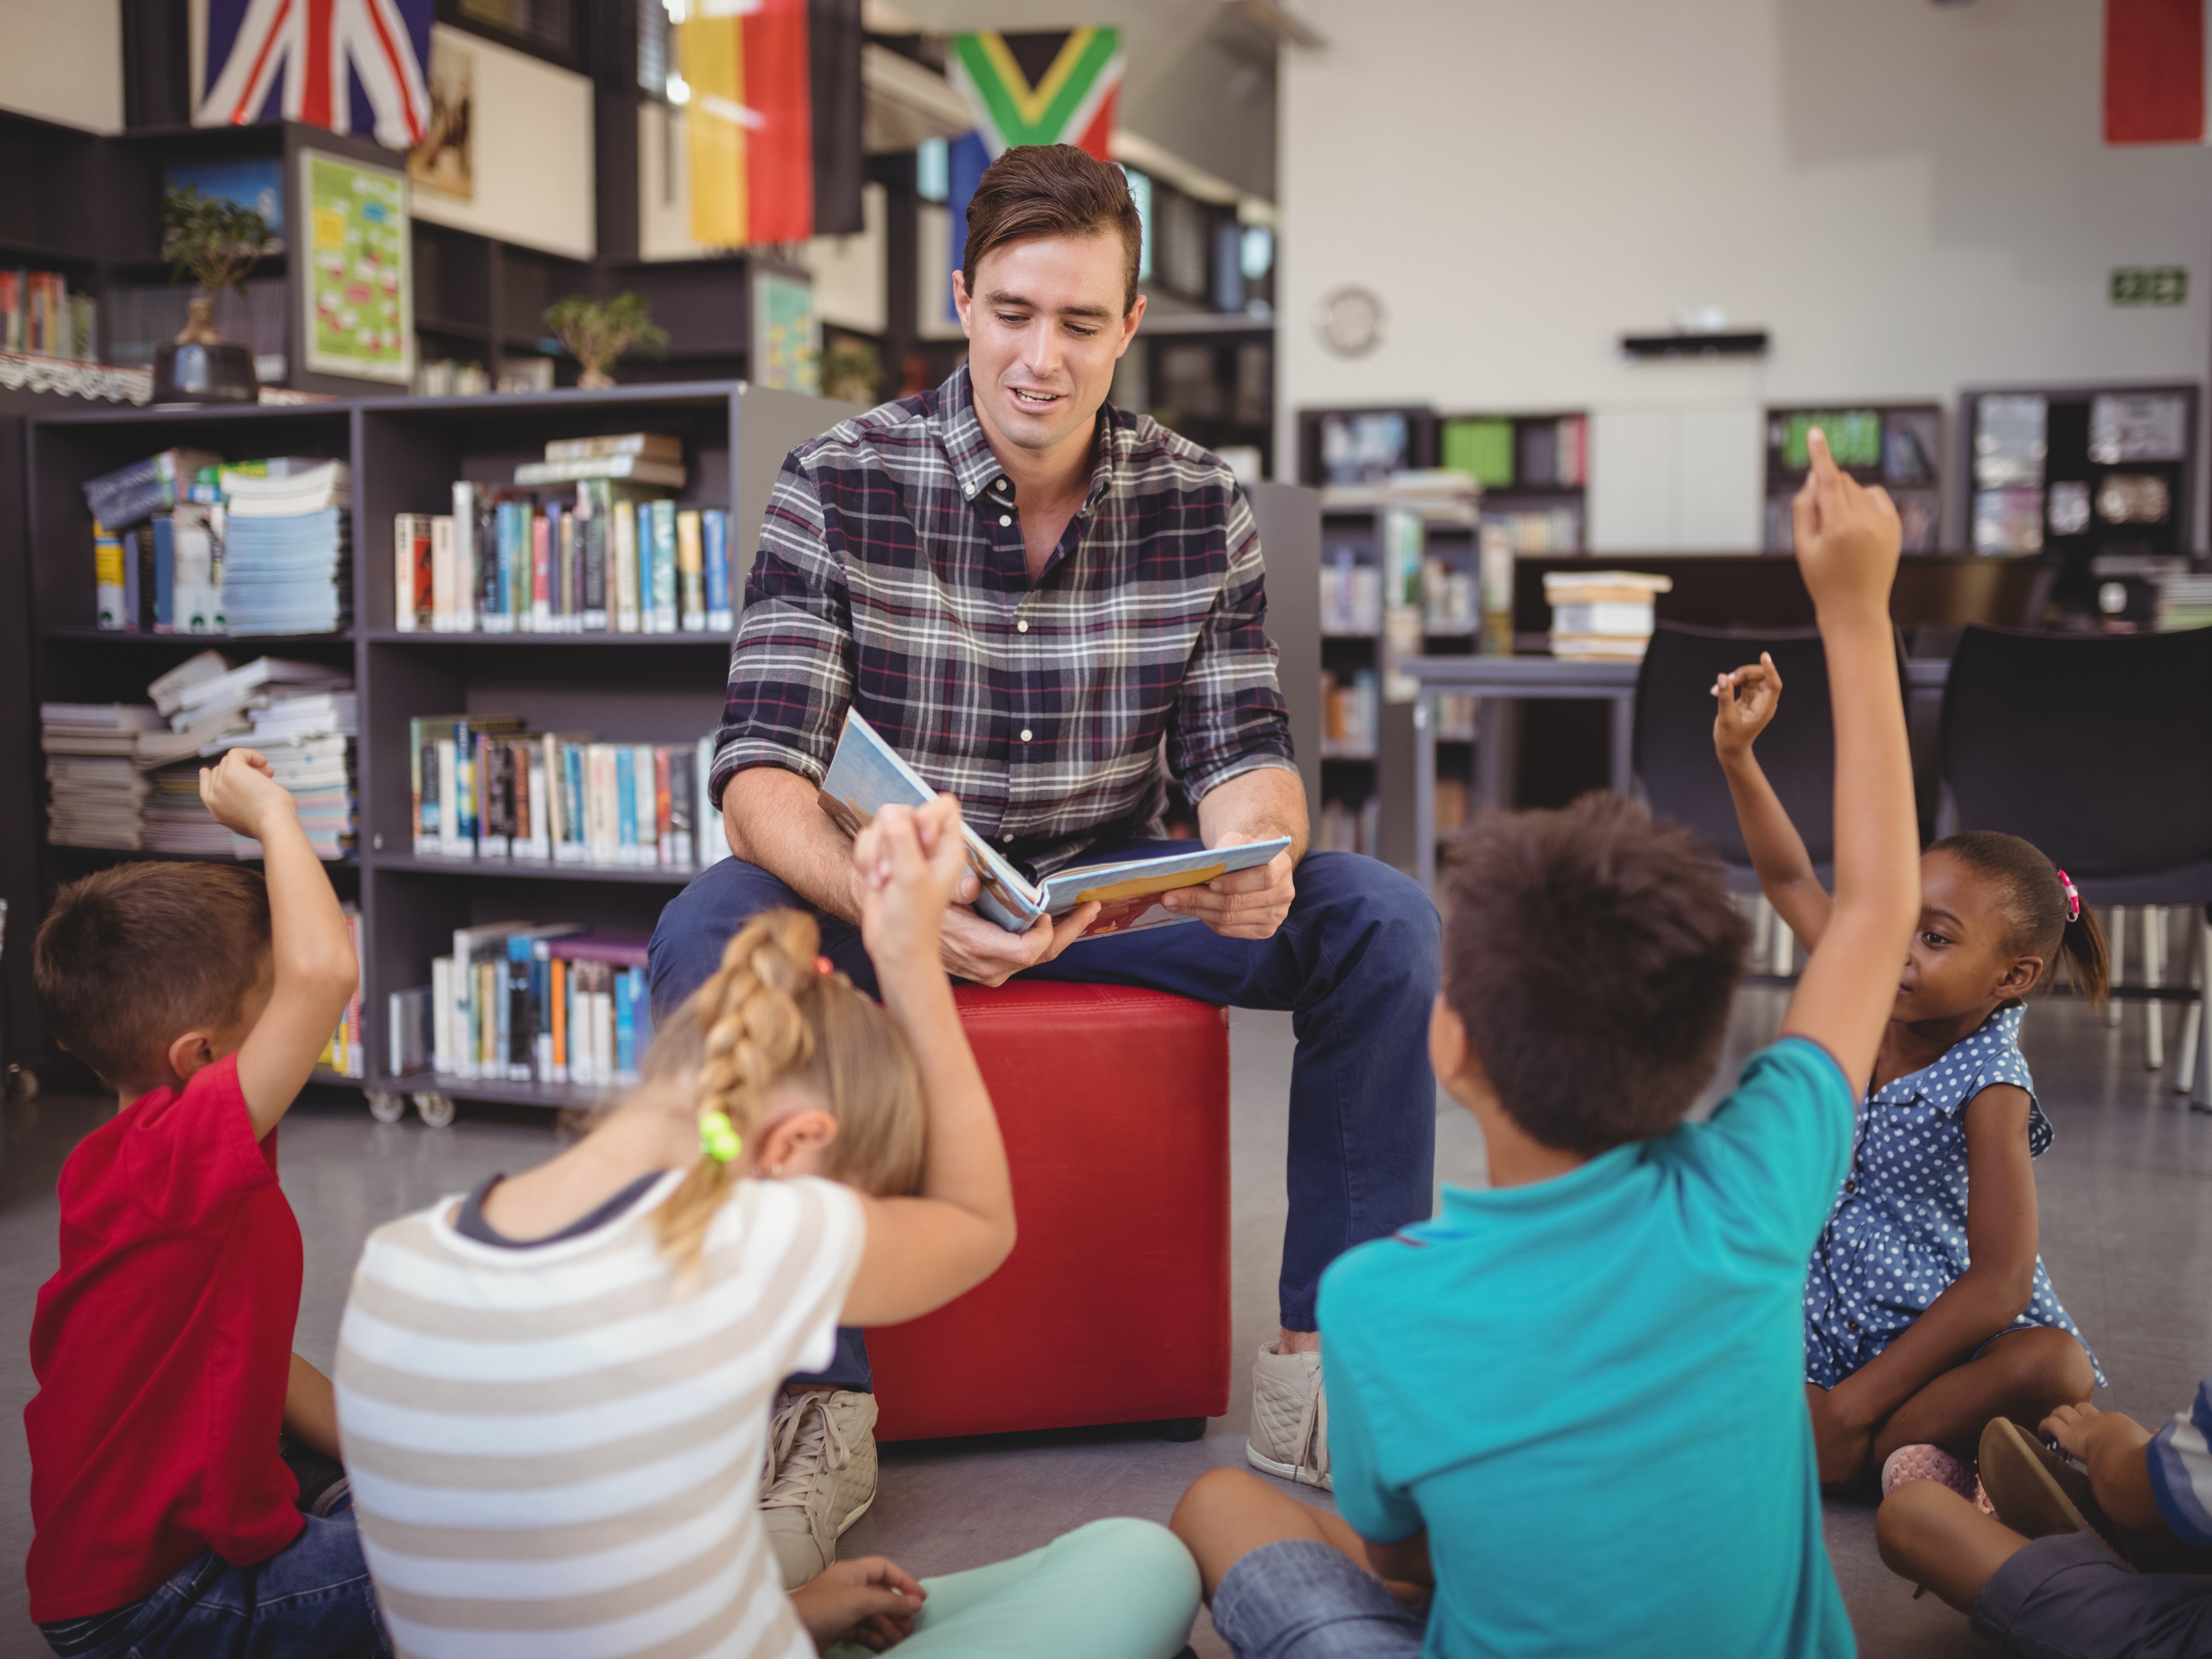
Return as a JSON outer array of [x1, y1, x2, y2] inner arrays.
[[334, 1173, 865, 1659]]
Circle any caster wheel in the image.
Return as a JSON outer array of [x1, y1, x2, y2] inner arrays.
[[6, 1065, 40, 1103], [413, 1092, 457, 1129], [367, 1091, 407, 1124]]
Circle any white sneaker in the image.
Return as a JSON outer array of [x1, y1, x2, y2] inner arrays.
[[759, 1388, 879, 1589], [1245, 1341, 1331, 1490]]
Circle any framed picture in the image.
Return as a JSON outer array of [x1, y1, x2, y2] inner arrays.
[[300, 148, 416, 385], [752, 271, 819, 394]]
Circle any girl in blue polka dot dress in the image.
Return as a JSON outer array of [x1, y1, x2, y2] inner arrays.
[[1714, 652, 2107, 1503]]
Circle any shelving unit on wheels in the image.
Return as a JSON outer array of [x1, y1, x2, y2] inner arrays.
[[24, 381, 859, 1125]]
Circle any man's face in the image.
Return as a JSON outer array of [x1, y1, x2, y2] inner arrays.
[[954, 231, 1143, 463]]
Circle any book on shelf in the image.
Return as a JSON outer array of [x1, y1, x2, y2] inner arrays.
[[400, 483, 731, 635], [82, 449, 221, 530], [1320, 669, 1379, 758], [1, 270, 97, 363], [408, 720, 723, 873], [425, 928, 653, 1087], [544, 432, 684, 464], [317, 905, 366, 1078], [514, 453, 688, 488], [818, 709, 1290, 936], [1317, 795, 1382, 858]]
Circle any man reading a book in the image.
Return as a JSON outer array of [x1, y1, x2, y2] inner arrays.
[[648, 142, 1440, 1578]]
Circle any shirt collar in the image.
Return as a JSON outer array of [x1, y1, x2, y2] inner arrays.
[[928, 361, 1121, 516], [1869, 1005, 2025, 1110]]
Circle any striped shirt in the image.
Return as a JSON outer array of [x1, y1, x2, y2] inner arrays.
[[2149, 1370, 2212, 1547], [713, 363, 1296, 876], [333, 1172, 864, 1659]]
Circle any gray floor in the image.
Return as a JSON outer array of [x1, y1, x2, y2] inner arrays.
[[1, 984, 2203, 1656]]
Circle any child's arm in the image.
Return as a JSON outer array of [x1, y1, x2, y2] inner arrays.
[[840, 796, 1069, 1324], [2043, 1403, 2166, 1535], [1810, 1085, 2042, 1475], [284, 1352, 343, 1462], [1775, 430, 1919, 1090], [200, 750, 359, 1141], [1713, 653, 1834, 949]]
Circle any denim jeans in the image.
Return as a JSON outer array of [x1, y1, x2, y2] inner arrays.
[[649, 841, 1441, 1389], [39, 1492, 388, 1659], [1209, 1539, 1426, 1659]]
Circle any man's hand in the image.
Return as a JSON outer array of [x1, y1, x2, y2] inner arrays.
[[200, 748, 297, 840], [1713, 653, 1783, 762], [938, 899, 1099, 988], [1805, 1382, 1875, 1488], [1160, 831, 1295, 941], [788, 1555, 925, 1652], [1792, 427, 1902, 620]]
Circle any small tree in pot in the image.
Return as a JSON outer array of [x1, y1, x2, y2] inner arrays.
[[544, 291, 668, 389], [158, 184, 276, 402]]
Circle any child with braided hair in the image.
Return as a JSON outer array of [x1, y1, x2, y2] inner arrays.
[[332, 795, 1200, 1659]]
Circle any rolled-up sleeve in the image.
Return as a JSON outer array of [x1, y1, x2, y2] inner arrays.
[[1169, 483, 1298, 801], [711, 455, 855, 807]]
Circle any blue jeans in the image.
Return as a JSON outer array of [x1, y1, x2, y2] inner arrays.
[[39, 1496, 387, 1659], [1210, 1539, 1426, 1659], [649, 842, 1441, 1390]]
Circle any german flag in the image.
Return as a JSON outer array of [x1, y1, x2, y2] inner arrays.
[[682, 0, 813, 247]]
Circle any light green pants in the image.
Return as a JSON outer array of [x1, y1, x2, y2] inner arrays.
[[821, 1517, 1200, 1659]]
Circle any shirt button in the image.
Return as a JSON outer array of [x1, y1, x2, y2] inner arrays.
[[1844, 1179, 1855, 1193], [994, 478, 1008, 491], [1002, 832, 1014, 842], [1019, 728, 1032, 742], [1016, 620, 1029, 633], [1847, 1318, 1860, 1331], [999, 514, 1012, 526], [963, 484, 975, 497]]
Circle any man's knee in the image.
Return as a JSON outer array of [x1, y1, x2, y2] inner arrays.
[[1299, 853, 1441, 992], [647, 858, 802, 1017]]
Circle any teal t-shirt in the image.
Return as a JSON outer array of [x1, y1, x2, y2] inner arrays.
[[1319, 1037, 1858, 1659]]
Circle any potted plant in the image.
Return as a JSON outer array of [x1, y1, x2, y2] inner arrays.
[[544, 291, 668, 389], [158, 184, 275, 404], [821, 336, 882, 406]]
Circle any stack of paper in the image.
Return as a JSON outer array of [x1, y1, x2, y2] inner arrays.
[[140, 762, 237, 854], [223, 736, 355, 860], [1544, 571, 1674, 661], [219, 461, 351, 635], [41, 704, 165, 848]]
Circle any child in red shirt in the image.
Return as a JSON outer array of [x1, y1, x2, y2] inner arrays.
[[26, 748, 384, 1659]]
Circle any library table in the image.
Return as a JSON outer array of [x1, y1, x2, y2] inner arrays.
[[1403, 654, 1951, 894]]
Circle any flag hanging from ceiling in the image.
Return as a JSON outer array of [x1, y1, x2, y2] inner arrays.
[[2105, 0, 2206, 142], [682, 0, 815, 249], [946, 28, 1125, 160], [196, 0, 434, 150]]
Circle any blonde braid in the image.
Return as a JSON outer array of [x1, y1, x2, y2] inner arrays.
[[654, 909, 822, 1277]]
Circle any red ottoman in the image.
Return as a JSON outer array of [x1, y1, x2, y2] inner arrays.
[[867, 980, 1232, 1442]]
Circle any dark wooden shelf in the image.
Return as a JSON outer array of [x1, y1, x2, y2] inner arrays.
[[416, 317, 495, 343], [46, 844, 358, 870], [381, 1070, 622, 1109], [364, 628, 729, 646], [42, 626, 353, 645], [371, 851, 700, 885]]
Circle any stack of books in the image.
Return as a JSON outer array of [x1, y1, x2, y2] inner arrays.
[[1320, 669, 1379, 759], [409, 718, 727, 872], [1, 269, 98, 360], [1544, 571, 1673, 661], [317, 905, 367, 1078], [208, 684, 359, 861], [40, 704, 165, 848], [219, 461, 351, 635], [408, 925, 654, 1088]]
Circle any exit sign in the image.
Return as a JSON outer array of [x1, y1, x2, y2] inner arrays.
[[2112, 267, 2188, 306]]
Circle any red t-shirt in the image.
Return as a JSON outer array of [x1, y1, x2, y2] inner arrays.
[[24, 1054, 305, 1621]]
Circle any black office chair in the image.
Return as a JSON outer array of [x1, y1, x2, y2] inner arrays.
[[1633, 623, 1910, 974], [1941, 624, 2212, 1091]]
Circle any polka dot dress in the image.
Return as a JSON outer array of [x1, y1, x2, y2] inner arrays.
[[1801, 1005, 2102, 1389]]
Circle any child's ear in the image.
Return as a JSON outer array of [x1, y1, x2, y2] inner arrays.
[[754, 1107, 840, 1178], [1997, 954, 2045, 1000], [1429, 993, 1471, 1089], [164, 1029, 217, 1085]]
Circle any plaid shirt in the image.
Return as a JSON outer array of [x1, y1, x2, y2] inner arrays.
[[713, 363, 1295, 875]]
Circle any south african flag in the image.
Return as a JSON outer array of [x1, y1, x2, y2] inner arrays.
[[946, 28, 1125, 160]]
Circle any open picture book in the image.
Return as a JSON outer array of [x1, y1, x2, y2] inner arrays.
[[818, 709, 1290, 938]]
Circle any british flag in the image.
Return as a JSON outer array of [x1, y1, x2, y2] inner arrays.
[[195, 0, 434, 150]]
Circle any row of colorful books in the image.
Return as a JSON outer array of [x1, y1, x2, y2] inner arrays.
[[319, 906, 368, 1078], [408, 721, 728, 871], [1, 269, 97, 362], [388, 928, 654, 1086]]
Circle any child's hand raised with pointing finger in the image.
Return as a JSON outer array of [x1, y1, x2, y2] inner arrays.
[[1792, 427, 1902, 621]]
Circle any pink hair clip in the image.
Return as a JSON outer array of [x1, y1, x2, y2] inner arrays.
[[2055, 869, 2081, 924], [814, 955, 835, 976]]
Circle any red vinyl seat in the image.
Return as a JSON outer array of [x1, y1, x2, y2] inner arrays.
[[866, 979, 1233, 1442]]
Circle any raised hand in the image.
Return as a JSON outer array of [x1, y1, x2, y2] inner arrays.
[[199, 748, 296, 839], [1792, 427, 1902, 620], [853, 796, 969, 971], [1712, 653, 1784, 761]]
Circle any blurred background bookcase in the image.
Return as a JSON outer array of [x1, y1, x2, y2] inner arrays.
[[17, 381, 857, 1118], [1762, 403, 1943, 554]]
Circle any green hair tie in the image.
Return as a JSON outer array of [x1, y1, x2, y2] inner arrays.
[[699, 1110, 742, 1165]]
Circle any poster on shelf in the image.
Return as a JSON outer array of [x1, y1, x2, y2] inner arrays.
[[407, 34, 474, 203], [301, 150, 416, 384], [753, 273, 820, 394]]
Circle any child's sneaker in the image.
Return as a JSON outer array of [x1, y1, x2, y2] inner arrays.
[[1246, 1342, 1330, 1490], [1879, 1443, 1994, 1513], [759, 1388, 878, 1589]]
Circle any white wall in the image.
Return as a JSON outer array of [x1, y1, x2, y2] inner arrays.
[[1279, 0, 2212, 550], [0, 0, 122, 133], [410, 24, 594, 260]]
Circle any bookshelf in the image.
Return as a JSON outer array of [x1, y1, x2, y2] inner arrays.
[[1437, 411, 1590, 556], [23, 381, 859, 1122], [1764, 404, 1943, 554]]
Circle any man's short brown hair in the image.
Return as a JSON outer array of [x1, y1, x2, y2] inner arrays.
[[34, 861, 272, 1093], [1443, 793, 1748, 1155], [962, 143, 1143, 314]]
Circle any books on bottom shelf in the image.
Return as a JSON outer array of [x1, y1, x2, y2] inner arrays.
[[318, 904, 366, 1078], [1317, 796, 1382, 858], [408, 722, 729, 872], [411, 929, 653, 1088], [1321, 669, 1379, 758]]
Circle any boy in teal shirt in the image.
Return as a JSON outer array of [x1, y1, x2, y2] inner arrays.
[[1171, 431, 1919, 1658]]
